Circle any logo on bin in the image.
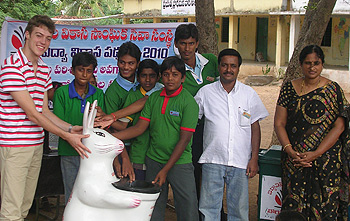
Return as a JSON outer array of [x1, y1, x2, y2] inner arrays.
[[260, 176, 282, 220]]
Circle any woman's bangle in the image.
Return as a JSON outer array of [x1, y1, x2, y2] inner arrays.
[[111, 113, 117, 122], [283, 143, 292, 151], [68, 124, 73, 133]]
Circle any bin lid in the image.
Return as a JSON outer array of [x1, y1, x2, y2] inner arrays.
[[258, 145, 281, 164], [112, 178, 161, 194]]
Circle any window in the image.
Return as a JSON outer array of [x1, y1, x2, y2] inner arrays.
[[221, 17, 229, 43], [321, 18, 332, 47]]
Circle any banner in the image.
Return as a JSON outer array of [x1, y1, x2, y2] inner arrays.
[[0, 17, 181, 91], [162, 0, 195, 15]]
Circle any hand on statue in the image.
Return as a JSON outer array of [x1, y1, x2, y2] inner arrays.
[[94, 114, 114, 129], [94, 106, 106, 118], [66, 133, 91, 159], [122, 158, 135, 182], [113, 157, 123, 178]]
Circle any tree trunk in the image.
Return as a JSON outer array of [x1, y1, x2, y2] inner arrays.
[[195, 0, 218, 55], [270, 0, 337, 147], [283, 0, 337, 83]]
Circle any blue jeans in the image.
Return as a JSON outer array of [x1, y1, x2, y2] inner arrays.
[[60, 155, 80, 204], [199, 163, 249, 221]]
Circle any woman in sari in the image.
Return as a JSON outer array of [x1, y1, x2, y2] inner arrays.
[[274, 45, 349, 220]]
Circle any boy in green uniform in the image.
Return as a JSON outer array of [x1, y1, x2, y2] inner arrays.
[[174, 23, 219, 97], [53, 52, 105, 204], [113, 56, 199, 221], [115, 59, 161, 180], [104, 41, 141, 179], [104, 41, 141, 116]]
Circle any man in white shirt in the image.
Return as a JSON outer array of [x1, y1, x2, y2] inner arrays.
[[195, 48, 268, 220]]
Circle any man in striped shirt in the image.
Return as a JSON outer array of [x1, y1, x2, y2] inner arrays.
[[0, 15, 90, 221]]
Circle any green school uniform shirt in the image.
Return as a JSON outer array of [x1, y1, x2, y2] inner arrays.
[[140, 85, 199, 164], [123, 87, 150, 164], [53, 82, 105, 156], [182, 53, 219, 96], [104, 74, 139, 114]]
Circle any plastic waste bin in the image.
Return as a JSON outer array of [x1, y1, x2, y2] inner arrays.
[[112, 178, 161, 220], [258, 145, 282, 220]]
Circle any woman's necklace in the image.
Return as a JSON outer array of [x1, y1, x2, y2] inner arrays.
[[300, 77, 321, 96], [297, 77, 321, 111]]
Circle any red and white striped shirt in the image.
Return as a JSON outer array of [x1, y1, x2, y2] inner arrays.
[[0, 49, 52, 147]]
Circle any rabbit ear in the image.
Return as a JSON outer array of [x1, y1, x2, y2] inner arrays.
[[83, 101, 91, 135], [88, 100, 98, 129]]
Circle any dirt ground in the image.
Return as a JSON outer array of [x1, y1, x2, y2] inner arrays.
[[26, 80, 282, 221]]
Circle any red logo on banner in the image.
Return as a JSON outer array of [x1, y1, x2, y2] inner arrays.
[[11, 26, 25, 49]]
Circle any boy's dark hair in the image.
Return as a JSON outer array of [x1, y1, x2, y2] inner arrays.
[[72, 52, 98, 70], [175, 23, 199, 43], [218, 48, 242, 67], [160, 56, 186, 78], [52, 81, 62, 90], [117, 41, 141, 62], [299, 44, 325, 64], [137, 59, 159, 77], [275, 210, 307, 221], [25, 15, 55, 35]]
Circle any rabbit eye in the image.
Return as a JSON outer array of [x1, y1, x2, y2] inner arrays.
[[94, 131, 105, 137]]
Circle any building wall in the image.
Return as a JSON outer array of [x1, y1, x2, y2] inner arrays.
[[298, 16, 349, 67], [216, 17, 229, 52], [267, 16, 277, 62], [291, 0, 350, 12], [123, 0, 349, 68], [237, 16, 257, 60], [124, 0, 160, 14], [125, 0, 288, 14], [323, 16, 349, 67], [233, 0, 286, 12]]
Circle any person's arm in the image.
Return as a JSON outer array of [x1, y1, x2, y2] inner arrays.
[[112, 117, 149, 141], [112, 119, 149, 182], [294, 116, 345, 166], [119, 149, 135, 181], [246, 121, 260, 178], [152, 130, 193, 186], [274, 105, 306, 166], [94, 105, 106, 118], [95, 96, 148, 129], [11, 90, 90, 158]]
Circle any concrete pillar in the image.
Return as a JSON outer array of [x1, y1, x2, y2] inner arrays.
[[289, 15, 300, 61], [122, 18, 130, 25], [275, 16, 283, 69], [280, 16, 287, 66], [229, 16, 238, 49]]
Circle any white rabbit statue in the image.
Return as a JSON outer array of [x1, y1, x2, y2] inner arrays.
[[63, 100, 160, 221]]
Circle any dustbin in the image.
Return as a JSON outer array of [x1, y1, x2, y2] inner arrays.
[[258, 145, 282, 220], [112, 178, 161, 220]]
